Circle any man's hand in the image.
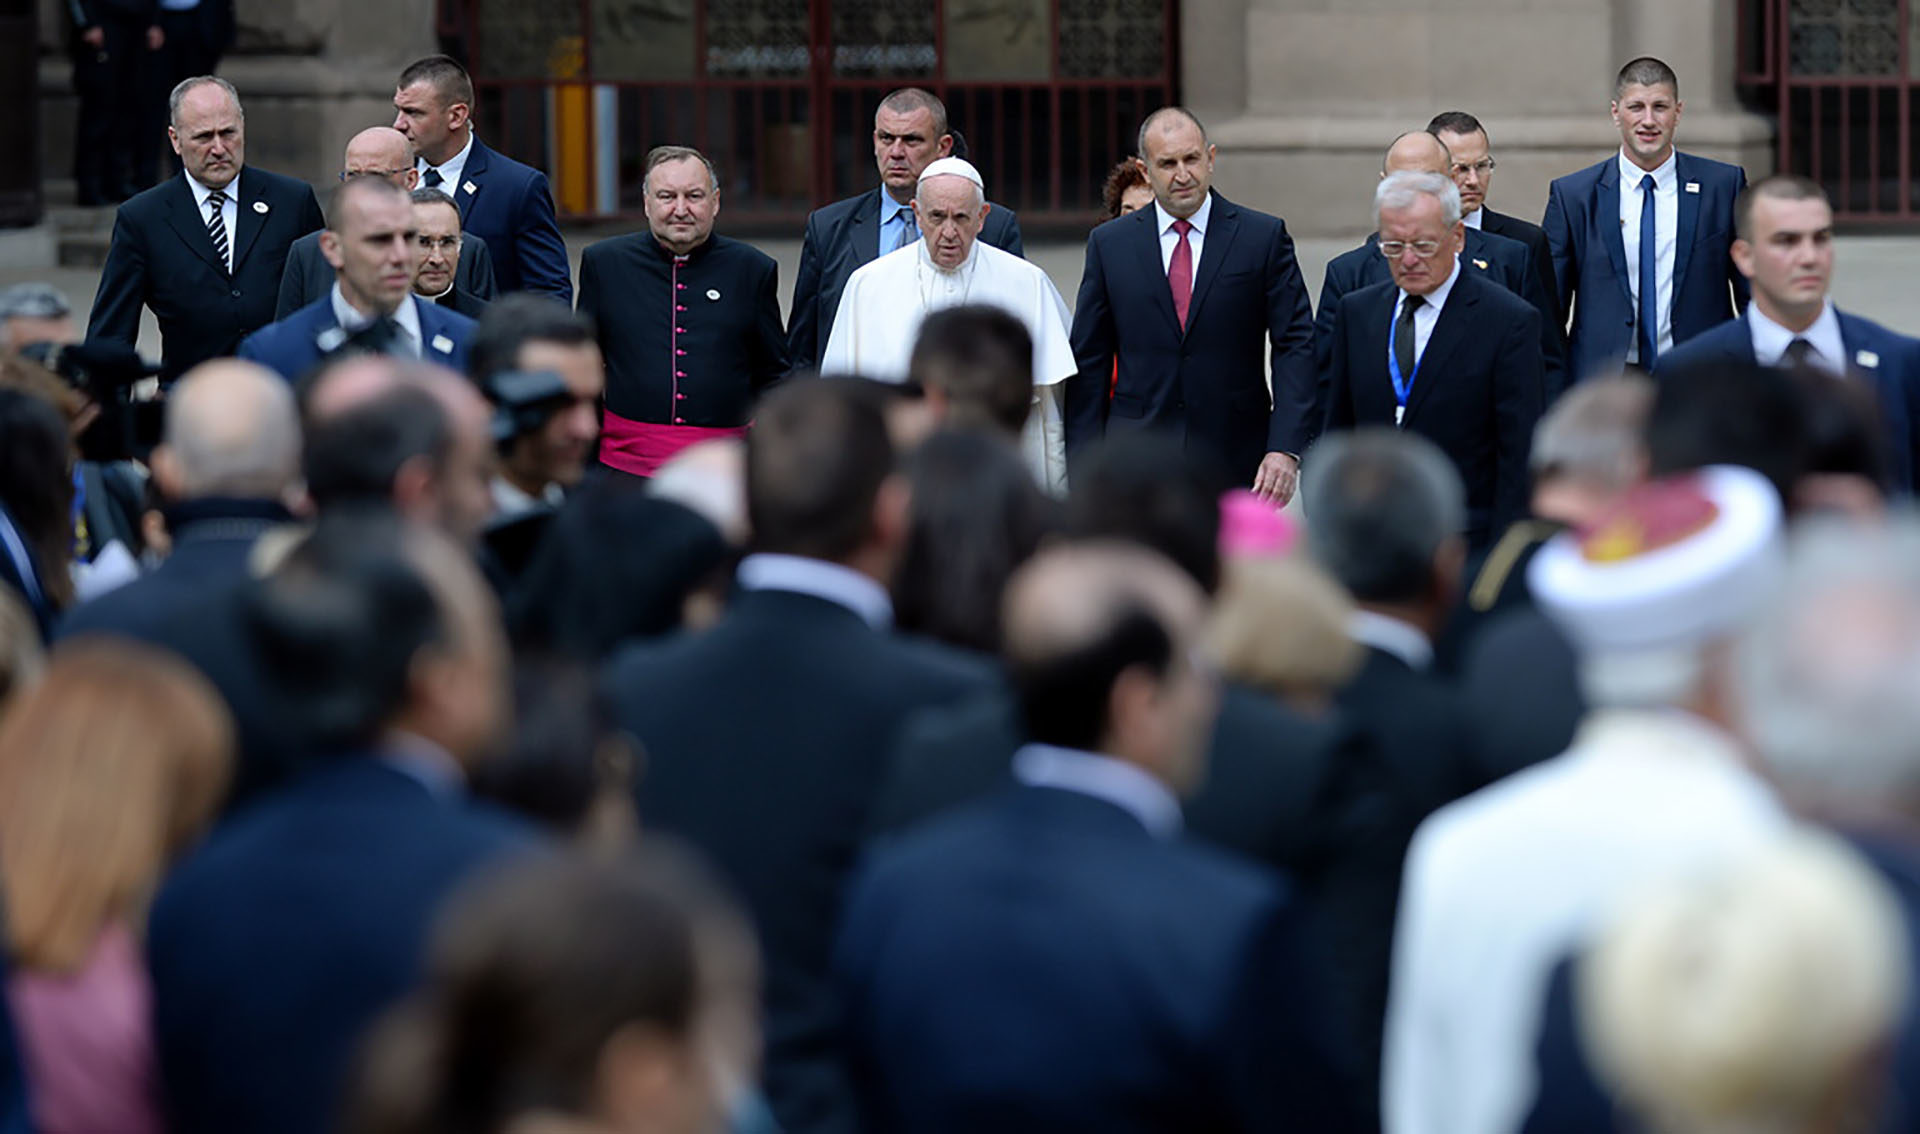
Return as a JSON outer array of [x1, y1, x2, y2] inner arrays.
[[1253, 451, 1299, 507], [81, 26, 105, 49], [146, 25, 165, 50]]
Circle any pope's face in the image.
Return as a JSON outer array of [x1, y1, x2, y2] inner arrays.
[[913, 174, 989, 271]]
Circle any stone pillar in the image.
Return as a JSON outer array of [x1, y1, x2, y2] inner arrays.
[[1194, 0, 1773, 237]]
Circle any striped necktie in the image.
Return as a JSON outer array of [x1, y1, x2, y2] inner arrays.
[[205, 189, 230, 274]]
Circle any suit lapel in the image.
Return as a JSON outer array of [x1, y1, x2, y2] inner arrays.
[[453, 139, 490, 221], [229, 170, 269, 273], [1672, 152, 1701, 297], [1131, 208, 1181, 336], [1406, 275, 1478, 420], [1358, 285, 1396, 413], [1184, 194, 1235, 330], [850, 189, 885, 271], [161, 177, 231, 276], [1595, 160, 1632, 305]]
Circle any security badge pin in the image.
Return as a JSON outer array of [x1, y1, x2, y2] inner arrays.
[[252, 200, 269, 214], [1858, 350, 1881, 369], [431, 334, 454, 354], [707, 289, 721, 301], [1685, 182, 1701, 194], [463, 181, 478, 196], [1472, 258, 1489, 270]]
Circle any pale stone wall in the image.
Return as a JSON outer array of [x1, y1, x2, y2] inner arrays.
[[1188, 0, 1775, 236]]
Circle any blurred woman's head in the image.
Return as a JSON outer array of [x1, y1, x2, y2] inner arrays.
[[0, 638, 233, 971], [1101, 158, 1153, 220], [0, 386, 77, 612], [349, 847, 758, 1134], [1210, 555, 1362, 713]]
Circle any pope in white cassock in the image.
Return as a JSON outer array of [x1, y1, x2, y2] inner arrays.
[[821, 156, 1075, 492]]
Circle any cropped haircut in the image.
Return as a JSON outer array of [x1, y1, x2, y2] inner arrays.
[[644, 146, 719, 194], [1734, 174, 1829, 242], [1300, 428, 1465, 603], [1426, 110, 1485, 139], [1615, 56, 1679, 98], [1645, 359, 1808, 507], [908, 305, 1034, 436], [746, 378, 895, 561], [1064, 432, 1225, 595], [468, 294, 598, 386], [303, 384, 453, 511], [1373, 170, 1461, 230], [168, 75, 241, 126], [409, 187, 462, 221], [1529, 373, 1654, 490], [398, 55, 475, 109], [327, 174, 410, 233], [877, 88, 949, 139], [1137, 106, 1207, 161]]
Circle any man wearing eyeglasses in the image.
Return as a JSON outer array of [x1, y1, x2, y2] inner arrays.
[[275, 127, 499, 318], [1428, 111, 1559, 328], [409, 189, 490, 319], [1322, 171, 1546, 549]]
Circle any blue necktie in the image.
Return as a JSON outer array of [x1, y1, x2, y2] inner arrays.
[[894, 206, 919, 251], [1637, 173, 1659, 369]]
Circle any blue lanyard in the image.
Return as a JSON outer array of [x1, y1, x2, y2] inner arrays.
[[1387, 300, 1421, 426]]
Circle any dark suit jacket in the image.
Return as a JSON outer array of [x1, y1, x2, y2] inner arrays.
[[599, 586, 996, 1134], [837, 783, 1365, 1133], [1068, 194, 1317, 485], [1325, 271, 1547, 541], [787, 187, 1024, 372], [86, 168, 325, 381], [1314, 231, 1564, 435], [147, 759, 533, 1134], [1480, 207, 1561, 326], [1653, 308, 1920, 493], [441, 137, 572, 302], [1542, 152, 1749, 383], [276, 227, 498, 319], [55, 500, 289, 645], [237, 295, 475, 381]]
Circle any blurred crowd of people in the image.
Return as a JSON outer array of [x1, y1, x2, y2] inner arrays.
[[0, 32, 1915, 1134]]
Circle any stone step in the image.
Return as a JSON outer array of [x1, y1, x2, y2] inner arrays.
[[45, 181, 118, 268]]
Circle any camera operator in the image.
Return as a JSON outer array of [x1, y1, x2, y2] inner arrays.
[[468, 295, 604, 520], [0, 284, 79, 357]]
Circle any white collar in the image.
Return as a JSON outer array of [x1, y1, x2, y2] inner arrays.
[[490, 475, 564, 518], [1463, 206, 1484, 229], [1012, 743, 1184, 839], [1748, 299, 1846, 374], [330, 282, 423, 346], [1618, 147, 1679, 190], [1153, 191, 1213, 237], [185, 169, 239, 208], [421, 131, 475, 179], [916, 236, 980, 276], [735, 552, 893, 629], [379, 730, 465, 799], [1400, 255, 1463, 313], [1348, 609, 1434, 670]]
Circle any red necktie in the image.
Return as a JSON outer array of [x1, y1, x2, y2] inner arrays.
[[1169, 218, 1194, 329]]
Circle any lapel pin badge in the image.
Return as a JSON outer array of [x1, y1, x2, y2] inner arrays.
[[431, 334, 454, 354], [707, 289, 721, 301], [1685, 182, 1701, 193], [253, 200, 269, 213], [316, 327, 347, 352], [1472, 258, 1488, 270], [1857, 349, 1880, 369], [463, 181, 478, 196]]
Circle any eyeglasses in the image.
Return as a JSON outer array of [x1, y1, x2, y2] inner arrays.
[[1378, 240, 1444, 259], [1450, 159, 1497, 178], [338, 169, 412, 182], [414, 235, 461, 253]]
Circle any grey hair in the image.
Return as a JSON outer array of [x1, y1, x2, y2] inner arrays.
[[644, 146, 719, 194], [1373, 170, 1461, 230], [915, 169, 985, 209], [1530, 374, 1655, 486], [1300, 427, 1465, 603], [1736, 513, 1920, 808], [169, 76, 243, 127], [164, 366, 302, 499]]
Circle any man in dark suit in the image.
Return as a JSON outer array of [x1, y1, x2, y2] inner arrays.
[[599, 377, 996, 1134], [393, 55, 572, 302], [68, 0, 162, 206], [240, 176, 477, 381], [787, 88, 1024, 373], [86, 76, 326, 382], [1655, 175, 1920, 493], [1299, 427, 1488, 1114], [146, 513, 534, 1134], [1068, 107, 1316, 505], [1543, 57, 1749, 383], [408, 188, 493, 319], [837, 542, 1363, 1134], [275, 128, 498, 318], [1429, 110, 1560, 327], [142, 0, 233, 186], [56, 359, 297, 644], [1324, 171, 1547, 544], [1314, 131, 1564, 421]]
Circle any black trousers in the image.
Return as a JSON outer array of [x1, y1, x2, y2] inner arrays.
[[71, 18, 153, 201], [136, 7, 229, 189]]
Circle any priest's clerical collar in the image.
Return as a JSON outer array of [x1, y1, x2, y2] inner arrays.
[[650, 234, 714, 262]]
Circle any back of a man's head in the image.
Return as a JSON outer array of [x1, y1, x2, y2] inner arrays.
[[747, 378, 894, 562], [468, 294, 597, 385], [1065, 432, 1224, 595], [1002, 542, 1206, 759], [908, 306, 1035, 437], [1302, 429, 1465, 604], [158, 360, 302, 502], [1646, 360, 1808, 506], [303, 384, 451, 513]]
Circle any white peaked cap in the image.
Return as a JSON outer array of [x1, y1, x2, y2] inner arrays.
[[918, 156, 986, 194]]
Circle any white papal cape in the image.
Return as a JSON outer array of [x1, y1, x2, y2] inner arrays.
[[820, 238, 1074, 493]]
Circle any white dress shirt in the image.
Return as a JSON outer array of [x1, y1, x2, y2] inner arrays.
[[330, 284, 423, 359], [490, 476, 565, 519], [418, 131, 476, 198], [1748, 299, 1847, 377], [186, 170, 238, 272], [1618, 148, 1680, 363], [1153, 191, 1213, 276], [1463, 207, 1484, 229], [735, 552, 894, 629], [1395, 255, 1462, 373], [380, 730, 466, 800], [1347, 609, 1434, 670], [1382, 709, 1788, 1134], [1012, 743, 1184, 839]]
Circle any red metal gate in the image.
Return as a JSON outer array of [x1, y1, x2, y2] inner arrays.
[[1739, 0, 1920, 221], [435, 0, 1176, 231]]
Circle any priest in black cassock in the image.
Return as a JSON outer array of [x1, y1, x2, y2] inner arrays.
[[576, 145, 790, 478]]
